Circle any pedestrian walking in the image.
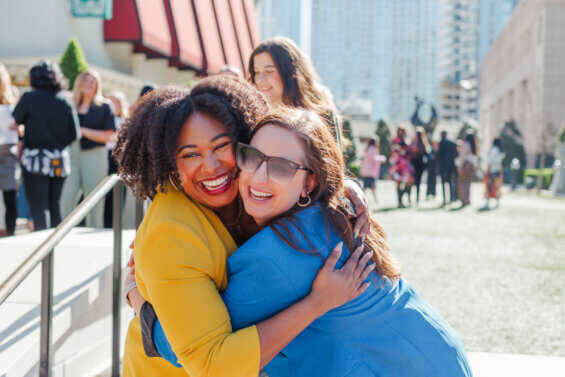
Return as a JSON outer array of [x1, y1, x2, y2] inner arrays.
[[60, 70, 115, 228], [426, 140, 439, 198], [482, 138, 505, 209], [457, 133, 477, 207], [408, 126, 430, 204], [437, 131, 458, 205], [389, 125, 415, 208], [360, 138, 386, 202], [12, 60, 79, 231], [0, 63, 19, 236]]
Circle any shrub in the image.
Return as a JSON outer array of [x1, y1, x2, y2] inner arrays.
[[59, 37, 88, 90]]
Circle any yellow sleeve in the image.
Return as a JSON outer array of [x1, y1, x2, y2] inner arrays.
[[137, 219, 260, 377]]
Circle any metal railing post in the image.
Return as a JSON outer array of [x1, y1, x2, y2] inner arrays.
[[39, 251, 54, 377], [112, 181, 124, 377], [134, 198, 144, 229]]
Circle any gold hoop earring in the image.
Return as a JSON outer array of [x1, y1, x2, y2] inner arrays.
[[297, 194, 311, 207], [169, 173, 182, 192]]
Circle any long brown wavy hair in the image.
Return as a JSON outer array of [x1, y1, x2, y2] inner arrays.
[[256, 108, 401, 281], [248, 37, 339, 126]]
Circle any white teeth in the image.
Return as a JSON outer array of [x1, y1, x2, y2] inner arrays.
[[250, 187, 273, 199], [201, 174, 229, 190]]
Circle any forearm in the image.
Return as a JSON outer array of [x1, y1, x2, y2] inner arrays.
[[256, 294, 326, 368], [81, 127, 114, 143]]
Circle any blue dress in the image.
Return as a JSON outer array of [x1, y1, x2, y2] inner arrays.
[[153, 204, 472, 377]]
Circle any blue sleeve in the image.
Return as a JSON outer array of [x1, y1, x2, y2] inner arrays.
[[153, 319, 182, 367]]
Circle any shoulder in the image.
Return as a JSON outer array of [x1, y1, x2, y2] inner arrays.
[[230, 205, 328, 275]]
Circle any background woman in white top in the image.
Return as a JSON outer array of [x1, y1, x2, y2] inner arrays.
[[482, 138, 505, 209]]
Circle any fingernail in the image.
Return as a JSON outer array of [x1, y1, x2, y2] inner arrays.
[[370, 263, 376, 269], [361, 234, 366, 243], [337, 241, 343, 249], [354, 229, 359, 238]]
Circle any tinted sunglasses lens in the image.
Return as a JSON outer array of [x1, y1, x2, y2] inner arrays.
[[237, 144, 263, 172], [267, 158, 299, 184]]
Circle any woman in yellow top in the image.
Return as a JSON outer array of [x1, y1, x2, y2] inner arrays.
[[113, 75, 372, 377]]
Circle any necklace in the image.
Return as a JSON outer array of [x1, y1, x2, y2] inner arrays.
[[223, 197, 243, 227]]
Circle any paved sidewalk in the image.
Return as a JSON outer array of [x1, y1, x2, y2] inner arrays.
[[370, 181, 565, 357], [468, 352, 565, 377]]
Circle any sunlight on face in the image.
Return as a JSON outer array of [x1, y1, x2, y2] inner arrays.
[[253, 52, 284, 106], [239, 124, 313, 225], [175, 112, 238, 209]]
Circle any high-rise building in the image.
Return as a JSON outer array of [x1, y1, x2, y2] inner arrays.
[[477, 0, 519, 67], [437, 0, 518, 122], [310, 0, 439, 122], [257, 0, 312, 55]]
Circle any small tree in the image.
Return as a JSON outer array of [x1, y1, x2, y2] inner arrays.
[[375, 119, 391, 161], [457, 122, 475, 140], [341, 118, 358, 175], [59, 37, 89, 90], [558, 122, 565, 143]]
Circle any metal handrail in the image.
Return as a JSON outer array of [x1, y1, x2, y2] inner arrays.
[[0, 174, 120, 304], [0, 173, 137, 377]]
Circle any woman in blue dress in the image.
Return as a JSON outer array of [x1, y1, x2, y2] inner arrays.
[[142, 108, 472, 377]]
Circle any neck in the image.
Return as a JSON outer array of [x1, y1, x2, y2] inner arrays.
[[81, 94, 94, 106], [213, 198, 240, 224]]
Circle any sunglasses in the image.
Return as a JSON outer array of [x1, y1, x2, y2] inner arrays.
[[236, 143, 310, 184]]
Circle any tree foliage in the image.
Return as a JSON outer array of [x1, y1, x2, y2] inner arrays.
[[341, 118, 358, 175], [59, 37, 88, 90]]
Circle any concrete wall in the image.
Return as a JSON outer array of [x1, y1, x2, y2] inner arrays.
[[479, 0, 565, 167]]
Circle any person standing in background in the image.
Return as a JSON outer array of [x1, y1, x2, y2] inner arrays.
[[482, 138, 505, 210], [60, 70, 115, 228], [248, 37, 343, 149], [389, 126, 415, 208], [360, 138, 385, 202], [457, 133, 477, 207], [408, 126, 430, 204], [12, 60, 79, 231], [426, 139, 439, 199], [104, 90, 129, 228], [437, 131, 458, 206], [0, 63, 19, 236]]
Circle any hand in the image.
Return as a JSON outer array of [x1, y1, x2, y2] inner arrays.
[[307, 242, 374, 314], [343, 179, 370, 239]]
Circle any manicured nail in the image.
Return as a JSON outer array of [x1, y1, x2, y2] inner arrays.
[[354, 229, 359, 238], [369, 263, 376, 270], [361, 234, 366, 243], [337, 241, 343, 249]]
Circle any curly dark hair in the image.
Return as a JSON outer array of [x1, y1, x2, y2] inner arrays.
[[113, 75, 269, 200], [29, 60, 66, 91]]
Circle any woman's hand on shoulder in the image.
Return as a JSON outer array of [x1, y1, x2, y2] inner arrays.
[[307, 242, 374, 314]]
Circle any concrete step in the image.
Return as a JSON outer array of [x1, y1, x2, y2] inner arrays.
[[0, 228, 136, 377]]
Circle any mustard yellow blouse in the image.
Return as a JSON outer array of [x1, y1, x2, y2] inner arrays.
[[122, 186, 260, 377]]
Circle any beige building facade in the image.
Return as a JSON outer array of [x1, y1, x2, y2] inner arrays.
[[479, 0, 565, 167]]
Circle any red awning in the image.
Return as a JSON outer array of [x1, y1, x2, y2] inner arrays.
[[242, 0, 261, 47], [193, 0, 225, 73], [104, 0, 171, 57], [166, 0, 203, 69], [228, 0, 254, 73], [213, 0, 245, 72]]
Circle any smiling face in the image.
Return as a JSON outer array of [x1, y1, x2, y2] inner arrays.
[[80, 74, 98, 97], [175, 112, 238, 208], [238, 124, 315, 225], [252, 52, 284, 106]]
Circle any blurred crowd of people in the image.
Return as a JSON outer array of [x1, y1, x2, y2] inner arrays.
[[360, 125, 505, 210], [0, 60, 145, 235]]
